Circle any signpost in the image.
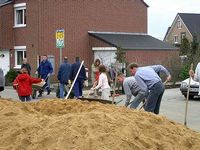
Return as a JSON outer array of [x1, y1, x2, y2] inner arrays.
[[56, 29, 65, 65]]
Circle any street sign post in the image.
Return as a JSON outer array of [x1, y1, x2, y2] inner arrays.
[[56, 29, 65, 65]]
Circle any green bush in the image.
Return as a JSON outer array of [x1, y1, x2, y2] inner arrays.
[[179, 64, 190, 80], [5, 69, 18, 84]]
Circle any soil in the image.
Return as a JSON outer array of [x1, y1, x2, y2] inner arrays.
[[0, 98, 200, 150]]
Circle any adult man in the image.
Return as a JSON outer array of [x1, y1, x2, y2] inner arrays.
[[128, 63, 171, 114], [70, 57, 86, 99], [21, 58, 31, 75], [117, 73, 146, 109], [57, 57, 71, 98], [36, 55, 53, 97]]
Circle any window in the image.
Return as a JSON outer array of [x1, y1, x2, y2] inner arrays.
[[14, 3, 26, 27], [181, 32, 186, 41], [14, 46, 26, 68], [177, 19, 182, 29], [174, 35, 178, 44]]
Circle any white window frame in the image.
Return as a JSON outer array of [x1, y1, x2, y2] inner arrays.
[[14, 46, 26, 69], [177, 19, 182, 29], [174, 35, 178, 44], [181, 32, 186, 41], [13, 3, 26, 28]]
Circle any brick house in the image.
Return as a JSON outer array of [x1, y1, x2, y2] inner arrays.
[[0, 0, 177, 79], [164, 13, 200, 46]]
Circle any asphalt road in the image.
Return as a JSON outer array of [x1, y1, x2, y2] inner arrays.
[[1, 87, 200, 132]]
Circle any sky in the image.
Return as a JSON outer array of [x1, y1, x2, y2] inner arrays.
[[144, 0, 200, 40]]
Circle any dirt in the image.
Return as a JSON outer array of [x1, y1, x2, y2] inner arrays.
[[0, 98, 200, 150]]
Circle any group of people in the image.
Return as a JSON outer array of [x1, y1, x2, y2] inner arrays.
[[57, 56, 86, 99], [0, 55, 175, 115], [13, 55, 87, 101], [13, 55, 53, 101], [90, 59, 119, 100], [8, 54, 200, 115], [117, 63, 171, 114]]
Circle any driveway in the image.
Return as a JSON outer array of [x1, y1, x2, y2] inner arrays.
[[1, 87, 199, 132]]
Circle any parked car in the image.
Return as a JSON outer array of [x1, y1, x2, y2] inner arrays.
[[180, 78, 199, 99]]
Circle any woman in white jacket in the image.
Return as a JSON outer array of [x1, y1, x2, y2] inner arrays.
[[93, 65, 110, 100]]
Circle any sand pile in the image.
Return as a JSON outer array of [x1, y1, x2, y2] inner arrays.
[[0, 99, 200, 150]]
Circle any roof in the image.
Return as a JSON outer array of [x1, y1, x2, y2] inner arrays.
[[0, 0, 13, 6], [178, 13, 200, 36], [140, 0, 149, 7], [88, 31, 177, 50], [163, 27, 171, 41]]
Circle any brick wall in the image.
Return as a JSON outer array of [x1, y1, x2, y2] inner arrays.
[[25, 0, 147, 75], [0, 4, 14, 49], [1, 0, 148, 78], [125, 50, 179, 67]]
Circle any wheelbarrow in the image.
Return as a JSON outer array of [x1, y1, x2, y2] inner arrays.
[[32, 81, 46, 99]]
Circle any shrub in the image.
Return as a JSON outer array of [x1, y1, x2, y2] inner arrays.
[[179, 64, 190, 80], [5, 69, 18, 85]]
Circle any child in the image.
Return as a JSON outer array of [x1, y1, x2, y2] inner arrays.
[[93, 65, 110, 100], [13, 67, 42, 102]]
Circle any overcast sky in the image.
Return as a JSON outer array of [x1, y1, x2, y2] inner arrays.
[[144, 0, 200, 40]]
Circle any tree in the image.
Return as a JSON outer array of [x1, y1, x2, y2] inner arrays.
[[114, 47, 127, 75], [179, 36, 200, 80], [180, 37, 190, 55], [115, 47, 126, 63]]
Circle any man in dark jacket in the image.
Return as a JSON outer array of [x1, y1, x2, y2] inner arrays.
[[57, 57, 71, 98], [37, 55, 53, 96], [70, 57, 86, 98]]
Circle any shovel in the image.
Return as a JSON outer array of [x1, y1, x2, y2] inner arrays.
[[184, 63, 193, 126]]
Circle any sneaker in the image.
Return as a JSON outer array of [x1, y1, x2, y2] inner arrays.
[[47, 90, 51, 95]]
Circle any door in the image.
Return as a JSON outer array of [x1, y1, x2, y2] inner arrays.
[[0, 50, 10, 75], [94, 50, 116, 67]]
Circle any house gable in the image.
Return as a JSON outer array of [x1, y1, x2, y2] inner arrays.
[[164, 14, 193, 45]]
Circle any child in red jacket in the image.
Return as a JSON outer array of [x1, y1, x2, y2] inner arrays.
[[13, 67, 42, 102]]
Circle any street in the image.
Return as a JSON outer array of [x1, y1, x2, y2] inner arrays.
[[1, 87, 200, 132]]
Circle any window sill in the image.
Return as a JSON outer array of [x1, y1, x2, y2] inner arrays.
[[13, 25, 26, 28], [14, 66, 21, 69]]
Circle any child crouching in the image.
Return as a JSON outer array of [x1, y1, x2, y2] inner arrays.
[[93, 65, 110, 100], [13, 67, 42, 102]]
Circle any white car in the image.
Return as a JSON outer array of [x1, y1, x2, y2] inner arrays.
[[180, 78, 199, 99]]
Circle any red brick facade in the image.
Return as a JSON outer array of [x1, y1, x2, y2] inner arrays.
[[125, 50, 179, 67], [0, 0, 148, 76]]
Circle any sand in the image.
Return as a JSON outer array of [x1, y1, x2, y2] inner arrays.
[[0, 99, 200, 150]]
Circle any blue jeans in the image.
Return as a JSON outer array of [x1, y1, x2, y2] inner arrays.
[[145, 81, 165, 114], [19, 96, 31, 102], [59, 83, 66, 98], [44, 77, 50, 91], [130, 93, 146, 109], [73, 80, 83, 98]]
